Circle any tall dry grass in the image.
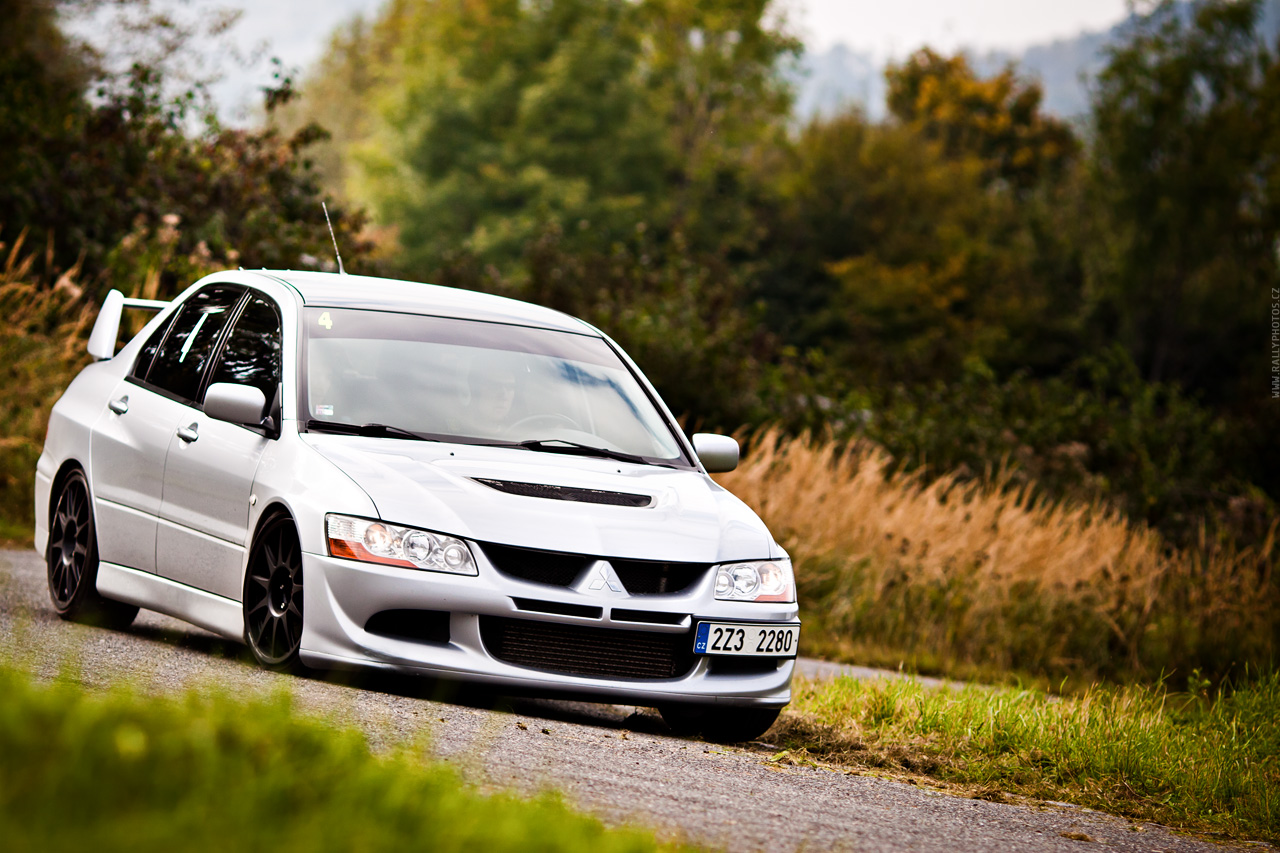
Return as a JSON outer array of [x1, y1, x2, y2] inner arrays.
[[0, 234, 95, 541], [717, 429, 1276, 683]]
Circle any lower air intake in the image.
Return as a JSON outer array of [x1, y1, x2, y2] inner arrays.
[[479, 616, 696, 680]]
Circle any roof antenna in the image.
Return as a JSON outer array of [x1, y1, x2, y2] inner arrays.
[[322, 201, 346, 275]]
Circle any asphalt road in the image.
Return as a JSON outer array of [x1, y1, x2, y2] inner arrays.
[[0, 549, 1255, 852]]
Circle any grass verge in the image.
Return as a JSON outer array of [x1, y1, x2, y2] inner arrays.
[[770, 673, 1280, 843], [0, 665, 685, 852], [716, 428, 1277, 685]]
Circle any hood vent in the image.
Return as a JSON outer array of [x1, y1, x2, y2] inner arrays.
[[473, 478, 653, 508]]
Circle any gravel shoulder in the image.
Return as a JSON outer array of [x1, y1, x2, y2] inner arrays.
[[0, 549, 1259, 853]]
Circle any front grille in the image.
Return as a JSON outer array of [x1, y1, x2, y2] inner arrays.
[[611, 559, 709, 595], [481, 543, 592, 586], [474, 478, 652, 508], [513, 598, 603, 619], [480, 616, 696, 680], [611, 608, 688, 625], [481, 542, 710, 595]]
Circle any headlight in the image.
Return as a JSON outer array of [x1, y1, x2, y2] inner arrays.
[[325, 514, 478, 576], [714, 558, 795, 603]]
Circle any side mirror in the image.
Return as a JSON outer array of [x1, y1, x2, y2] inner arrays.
[[204, 383, 267, 426], [692, 433, 739, 473]]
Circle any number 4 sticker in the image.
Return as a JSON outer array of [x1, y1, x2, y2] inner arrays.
[[318, 311, 333, 330]]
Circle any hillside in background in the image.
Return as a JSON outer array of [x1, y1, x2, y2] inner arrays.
[[796, 0, 1280, 119]]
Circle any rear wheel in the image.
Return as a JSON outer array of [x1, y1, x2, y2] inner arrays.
[[47, 469, 139, 630], [244, 514, 306, 671], [659, 704, 781, 743]]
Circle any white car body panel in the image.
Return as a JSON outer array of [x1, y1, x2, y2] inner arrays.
[[36, 269, 798, 710], [156, 413, 270, 597], [303, 436, 770, 563], [91, 377, 186, 573]]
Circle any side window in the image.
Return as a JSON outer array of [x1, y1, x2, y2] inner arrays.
[[206, 295, 283, 409], [147, 286, 243, 403], [130, 314, 175, 381]]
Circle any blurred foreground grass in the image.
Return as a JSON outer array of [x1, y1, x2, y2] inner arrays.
[[0, 665, 681, 853], [773, 673, 1280, 843]]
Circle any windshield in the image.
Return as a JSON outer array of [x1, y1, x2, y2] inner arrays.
[[299, 308, 689, 465]]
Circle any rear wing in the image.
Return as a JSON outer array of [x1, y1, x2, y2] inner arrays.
[[86, 289, 171, 360]]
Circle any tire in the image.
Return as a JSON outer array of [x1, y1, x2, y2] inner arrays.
[[659, 704, 782, 744], [47, 468, 139, 630], [243, 514, 307, 672]]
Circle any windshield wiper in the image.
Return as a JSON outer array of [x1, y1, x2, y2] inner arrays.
[[305, 419, 434, 442], [516, 438, 648, 465]]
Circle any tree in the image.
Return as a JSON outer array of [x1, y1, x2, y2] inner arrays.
[[0, 0, 371, 295], [886, 48, 1078, 192], [302, 0, 797, 279], [1089, 0, 1280, 402], [0, 0, 94, 256]]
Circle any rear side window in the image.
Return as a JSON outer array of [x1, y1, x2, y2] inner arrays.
[[131, 314, 175, 381], [206, 295, 283, 407], [147, 286, 243, 403]]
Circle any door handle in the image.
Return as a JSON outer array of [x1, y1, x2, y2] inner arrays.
[[176, 424, 199, 443], [108, 396, 129, 415]]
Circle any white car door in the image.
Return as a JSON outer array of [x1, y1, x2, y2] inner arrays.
[[90, 349, 185, 573], [156, 293, 283, 600], [95, 285, 244, 578]]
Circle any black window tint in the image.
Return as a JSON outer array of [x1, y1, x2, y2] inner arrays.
[[148, 286, 242, 402], [131, 314, 174, 381], [207, 295, 282, 406]]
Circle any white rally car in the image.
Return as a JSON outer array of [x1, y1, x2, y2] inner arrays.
[[35, 270, 799, 741]]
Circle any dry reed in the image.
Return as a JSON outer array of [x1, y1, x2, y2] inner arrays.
[[716, 428, 1276, 682]]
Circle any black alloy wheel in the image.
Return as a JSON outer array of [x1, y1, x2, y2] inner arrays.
[[47, 469, 139, 629], [244, 515, 306, 670]]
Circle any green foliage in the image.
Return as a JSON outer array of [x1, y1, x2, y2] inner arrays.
[[886, 48, 1079, 191], [0, 0, 94, 243], [0, 666, 679, 852], [0, 1, 372, 296], [754, 107, 1085, 385], [434, 223, 797, 431], [1088, 0, 1280, 403], [311, 0, 797, 277], [781, 672, 1280, 842], [853, 348, 1269, 545]]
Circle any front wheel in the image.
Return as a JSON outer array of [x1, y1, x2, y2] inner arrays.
[[659, 704, 781, 744], [243, 515, 307, 672], [47, 469, 139, 630]]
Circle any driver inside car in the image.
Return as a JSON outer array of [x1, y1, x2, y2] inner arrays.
[[462, 352, 522, 436]]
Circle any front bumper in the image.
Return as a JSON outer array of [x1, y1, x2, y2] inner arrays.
[[298, 549, 799, 708]]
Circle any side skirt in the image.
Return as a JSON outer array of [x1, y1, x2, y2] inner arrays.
[[96, 562, 245, 642]]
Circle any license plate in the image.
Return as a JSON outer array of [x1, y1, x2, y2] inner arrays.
[[694, 622, 799, 657]]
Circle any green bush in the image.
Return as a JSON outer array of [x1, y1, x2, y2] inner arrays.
[[844, 348, 1271, 549], [0, 666, 679, 853]]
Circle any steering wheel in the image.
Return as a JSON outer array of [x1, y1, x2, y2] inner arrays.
[[507, 413, 584, 434]]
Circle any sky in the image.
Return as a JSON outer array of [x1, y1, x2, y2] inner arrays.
[[787, 0, 1130, 56], [79, 0, 1133, 122]]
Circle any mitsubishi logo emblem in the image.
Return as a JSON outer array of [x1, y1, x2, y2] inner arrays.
[[586, 561, 625, 594]]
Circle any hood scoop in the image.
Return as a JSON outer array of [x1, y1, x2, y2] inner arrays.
[[473, 478, 653, 508]]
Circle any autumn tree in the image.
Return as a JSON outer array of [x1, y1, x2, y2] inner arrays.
[[886, 48, 1078, 191]]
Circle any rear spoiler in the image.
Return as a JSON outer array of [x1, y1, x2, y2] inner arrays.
[[87, 289, 171, 360]]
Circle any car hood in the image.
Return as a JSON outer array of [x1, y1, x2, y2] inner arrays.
[[302, 435, 776, 563]]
